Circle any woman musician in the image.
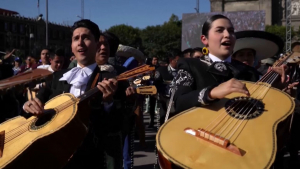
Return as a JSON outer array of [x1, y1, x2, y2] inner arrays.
[[172, 14, 290, 168]]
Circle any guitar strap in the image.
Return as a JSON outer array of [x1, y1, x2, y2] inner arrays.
[[91, 73, 100, 88]]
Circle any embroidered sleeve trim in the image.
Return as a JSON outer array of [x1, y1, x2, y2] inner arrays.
[[198, 88, 208, 105]]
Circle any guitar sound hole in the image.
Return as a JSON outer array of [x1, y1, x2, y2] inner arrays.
[[31, 109, 56, 130], [224, 97, 265, 120]]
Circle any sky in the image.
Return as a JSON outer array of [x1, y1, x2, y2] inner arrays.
[[0, 0, 211, 30]]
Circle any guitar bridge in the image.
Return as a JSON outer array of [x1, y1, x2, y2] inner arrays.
[[0, 130, 5, 158], [184, 128, 245, 156]]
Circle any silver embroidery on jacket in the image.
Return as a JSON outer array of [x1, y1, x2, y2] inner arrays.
[[173, 70, 193, 87], [198, 88, 208, 105]]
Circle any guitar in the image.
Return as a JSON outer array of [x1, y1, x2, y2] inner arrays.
[[0, 64, 154, 169], [156, 52, 300, 169]]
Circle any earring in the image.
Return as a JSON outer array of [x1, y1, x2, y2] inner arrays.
[[202, 47, 209, 55]]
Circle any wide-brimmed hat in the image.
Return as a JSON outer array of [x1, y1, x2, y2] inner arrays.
[[233, 30, 284, 61]]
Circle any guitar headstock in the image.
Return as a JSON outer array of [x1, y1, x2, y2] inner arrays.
[[117, 64, 155, 81], [273, 52, 300, 66], [136, 85, 157, 95], [286, 52, 300, 64]]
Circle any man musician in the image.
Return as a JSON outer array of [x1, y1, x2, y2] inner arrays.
[[153, 52, 180, 125], [23, 19, 121, 168]]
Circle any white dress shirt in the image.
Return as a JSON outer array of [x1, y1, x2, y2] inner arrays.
[[37, 65, 54, 72], [209, 53, 231, 63], [37, 64, 50, 69], [60, 63, 113, 112], [65, 63, 97, 97]]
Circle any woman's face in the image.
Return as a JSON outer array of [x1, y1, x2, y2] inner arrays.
[[201, 18, 236, 59]]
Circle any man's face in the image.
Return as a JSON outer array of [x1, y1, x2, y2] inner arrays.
[[192, 51, 203, 58], [152, 57, 158, 65], [170, 56, 180, 69], [96, 35, 110, 65], [26, 56, 32, 65], [184, 53, 190, 58], [71, 27, 98, 66], [233, 49, 255, 66], [50, 56, 64, 71], [40, 49, 50, 64]]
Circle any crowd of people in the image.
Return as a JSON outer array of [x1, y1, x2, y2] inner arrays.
[[0, 14, 299, 169]]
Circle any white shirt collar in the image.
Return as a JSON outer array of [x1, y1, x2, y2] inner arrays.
[[76, 62, 97, 76], [48, 65, 54, 72], [209, 53, 231, 63], [168, 64, 176, 71]]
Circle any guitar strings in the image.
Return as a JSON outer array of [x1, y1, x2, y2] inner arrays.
[[205, 69, 275, 132], [220, 72, 279, 140], [210, 72, 278, 144], [225, 73, 279, 140], [203, 53, 289, 142]]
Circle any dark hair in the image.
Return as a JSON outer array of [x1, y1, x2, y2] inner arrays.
[[190, 47, 202, 57], [41, 48, 50, 52], [71, 19, 101, 41], [167, 50, 181, 61], [103, 32, 120, 57], [202, 14, 231, 37], [182, 48, 193, 57], [55, 48, 64, 57]]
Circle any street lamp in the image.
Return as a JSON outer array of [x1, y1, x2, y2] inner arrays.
[[76, 15, 83, 19], [36, 0, 48, 47], [29, 33, 34, 55]]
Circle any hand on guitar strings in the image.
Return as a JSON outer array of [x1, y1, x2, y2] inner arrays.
[[23, 98, 44, 115], [209, 78, 250, 99], [97, 78, 118, 103], [267, 65, 288, 89]]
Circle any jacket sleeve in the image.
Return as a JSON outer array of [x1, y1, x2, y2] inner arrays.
[[36, 73, 55, 104], [173, 59, 218, 113]]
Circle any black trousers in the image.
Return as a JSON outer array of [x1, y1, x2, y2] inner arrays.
[[149, 95, 156, 124]]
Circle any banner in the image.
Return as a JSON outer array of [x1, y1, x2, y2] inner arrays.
[[181, 11, 266, 51]]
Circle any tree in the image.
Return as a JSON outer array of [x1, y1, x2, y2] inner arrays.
[[140, 14, 181, 60], [106, 24, 142, 48], [265, 25, 296, 52]]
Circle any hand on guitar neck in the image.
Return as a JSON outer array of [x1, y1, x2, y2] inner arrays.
[[209, 78, 250, 99], [23, 78, 118, 115], [96, 78, 118, 103]]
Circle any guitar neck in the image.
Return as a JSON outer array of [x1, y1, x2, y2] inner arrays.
[[77, 76, 124, 102]]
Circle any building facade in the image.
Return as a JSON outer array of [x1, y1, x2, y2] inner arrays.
[[0, 8, 72, 58], [210, 0, 300, 28]]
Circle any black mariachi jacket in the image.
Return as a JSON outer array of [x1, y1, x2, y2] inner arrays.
[[173, 57, 260, 114], [154, 65, 178, 97]]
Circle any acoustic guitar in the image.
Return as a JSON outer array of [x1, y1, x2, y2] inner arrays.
[[156, 52, 300, 169], [0, 64, 154, 169]]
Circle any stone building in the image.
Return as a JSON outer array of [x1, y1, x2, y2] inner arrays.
[[0, 8, 72, 58], [210, 0, 300, 29]]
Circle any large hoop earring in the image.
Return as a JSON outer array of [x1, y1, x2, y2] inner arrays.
[[202, 47, 209, 55]]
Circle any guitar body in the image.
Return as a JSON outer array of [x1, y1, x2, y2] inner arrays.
[[156, 82, 294, 169], [0, 93, 89, 169]]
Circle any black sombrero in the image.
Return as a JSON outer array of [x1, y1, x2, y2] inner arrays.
[[233, 30, 284, 61]]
